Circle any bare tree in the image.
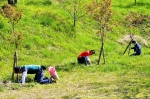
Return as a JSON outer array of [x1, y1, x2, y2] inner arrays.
[[58, 0, 87, 27], [0, 4, 23, 81], [87, 0, 112, 65]]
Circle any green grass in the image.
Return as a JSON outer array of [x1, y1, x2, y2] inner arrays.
[[0, 0, 150, 98]]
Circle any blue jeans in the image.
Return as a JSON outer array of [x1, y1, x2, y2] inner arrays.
[[36, 69, 52, 84]]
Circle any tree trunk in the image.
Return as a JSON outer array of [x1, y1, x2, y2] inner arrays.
[[73, 2, 76, 27], [134, 0, 136, 5], [102, 37, 106, 64], [97, 44, 103, 65], [97, 32, 105, 65], [11, 51, 18, 81], [73, 13, 76, 27]]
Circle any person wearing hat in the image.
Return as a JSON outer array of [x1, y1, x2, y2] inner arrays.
[[131, 40, 142, 56], [77, 50, 95, 66], [14, 65, 54, 84]]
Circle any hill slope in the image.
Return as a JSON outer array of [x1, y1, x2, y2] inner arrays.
[[0, 0, 150, 98]]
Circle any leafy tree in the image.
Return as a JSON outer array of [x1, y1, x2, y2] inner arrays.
[[87, 0, 112, 65], [58, 0, 87, 28], [0, 4, 23, 81]]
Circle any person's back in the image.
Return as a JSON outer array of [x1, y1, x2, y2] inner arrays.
[[131, 40, 142, 55], [134, 42, 141, 55], [23, 65, 40, 74], [78, 51, 90, 58], [14, 65, 46, 84]]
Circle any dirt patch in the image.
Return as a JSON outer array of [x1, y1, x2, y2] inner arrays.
[[118, 35, 148, 46]]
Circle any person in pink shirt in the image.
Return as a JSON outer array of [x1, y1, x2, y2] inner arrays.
[[77, 50, 95, 66]]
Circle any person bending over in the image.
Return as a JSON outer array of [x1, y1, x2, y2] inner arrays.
[[77, 50, 95, 66], [14, 65, 54, 84], [35, 67, 56, 84], [131, 40, 142, 56]]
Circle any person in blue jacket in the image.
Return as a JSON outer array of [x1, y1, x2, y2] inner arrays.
[[14, 65, 55, 84], [131, 40, 142, 56]]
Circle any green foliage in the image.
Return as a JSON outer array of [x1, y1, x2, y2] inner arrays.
[[0, 17, 4, 29], [0, 85, 5, 92], [34, 11, 74, 33], [0, 4, 23, 50], [25, 0, 52, 6]]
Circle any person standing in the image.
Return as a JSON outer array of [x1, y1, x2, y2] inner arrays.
[[77, 50, 95, 66]]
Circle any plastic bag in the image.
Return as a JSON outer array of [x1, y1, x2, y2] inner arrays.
[[48, 66, 59, 79]]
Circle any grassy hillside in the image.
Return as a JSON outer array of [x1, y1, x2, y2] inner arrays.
[[0, 0, 150, 99]]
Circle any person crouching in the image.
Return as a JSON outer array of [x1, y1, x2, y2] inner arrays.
[[14, 65, 55, 84]]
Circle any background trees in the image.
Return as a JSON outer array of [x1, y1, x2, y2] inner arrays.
[[58, 0, 87, 28]]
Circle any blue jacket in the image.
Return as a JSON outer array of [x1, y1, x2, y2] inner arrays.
[[131, 42, 142, 55]]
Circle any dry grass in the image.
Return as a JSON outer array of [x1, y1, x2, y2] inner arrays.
[[0, 66, 150, 99], [118, 35, 148, 46]]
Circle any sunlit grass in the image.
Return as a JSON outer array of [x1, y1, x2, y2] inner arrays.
[[0, 0, 150, 98]]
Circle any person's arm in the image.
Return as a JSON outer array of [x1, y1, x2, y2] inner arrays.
[[20, 67, 27, 84], [131, 46, 135, 49], [20, 71, 27, 84], [87, 57, 91, 64]]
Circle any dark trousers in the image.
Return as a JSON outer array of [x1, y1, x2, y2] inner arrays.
[[35, 69, 52, 84], [77, 57, 87, 65], [131, 51, 141, 56]]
